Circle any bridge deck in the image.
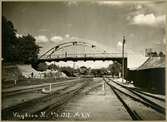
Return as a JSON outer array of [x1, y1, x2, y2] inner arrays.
[[39, 57, 127, 62]]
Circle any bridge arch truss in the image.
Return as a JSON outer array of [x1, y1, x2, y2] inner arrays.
[[39, 41, 126, 62]]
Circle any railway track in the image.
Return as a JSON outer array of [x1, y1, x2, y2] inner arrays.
[[2, 78, 82, 97], [2, 77, 165, 120], [129, 87, 165, 102], [107, 78, 165, 107], [33, 82, 104, 120], [2, 79, 90, 120], [103, 77, 165, 120]]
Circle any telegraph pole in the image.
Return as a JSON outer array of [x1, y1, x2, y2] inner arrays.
[[122, 36, 126, 83]]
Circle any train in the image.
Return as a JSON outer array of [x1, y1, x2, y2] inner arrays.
[[126, 57, 165, 95]]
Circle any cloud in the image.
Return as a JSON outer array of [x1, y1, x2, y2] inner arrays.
[[67, 1, 78, 7], [129, 13, 165, 26], [16, 33, 23, 38], [50, 36, 63, 43], [97, 1, 124, 6], [65, 34, 70, 38], [136, 4, 143, 10], [97, 1, 151, 6], [117, 41, 123, 47], [144, 1, 166, 16], [35, 35, 49, 43], [163, 37, 166, 44]]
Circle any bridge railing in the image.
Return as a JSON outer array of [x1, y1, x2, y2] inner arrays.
[[40, 53, 127, 59]]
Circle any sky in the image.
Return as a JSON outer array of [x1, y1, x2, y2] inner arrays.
[[2, 1, 166, 69]]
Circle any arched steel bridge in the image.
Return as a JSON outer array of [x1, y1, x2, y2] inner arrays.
[[38, 41, 127, 63]]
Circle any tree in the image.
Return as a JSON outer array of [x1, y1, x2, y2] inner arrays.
[[16, 35, 40, 63], [2, 16, 17, 62], [90, 69, 98, 77], [108, 61, 121, 77], [159, 52, 165, 57], [38, 62, 48, 71], [90, 68, 107, 77], [80, 66, 88, 75], [48, 64, 59, 70], [2, 16, 40, 63], [60, 66, 75, 77], [99, 68, 108, 75]]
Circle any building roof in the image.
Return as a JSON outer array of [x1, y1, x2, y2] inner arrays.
[[135, 57, 165, 70]]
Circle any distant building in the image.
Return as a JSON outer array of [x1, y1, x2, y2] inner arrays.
[[145, 48, 165, 57]]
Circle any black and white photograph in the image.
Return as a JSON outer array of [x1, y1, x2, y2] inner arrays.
[[1, 0, 166, 120]]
